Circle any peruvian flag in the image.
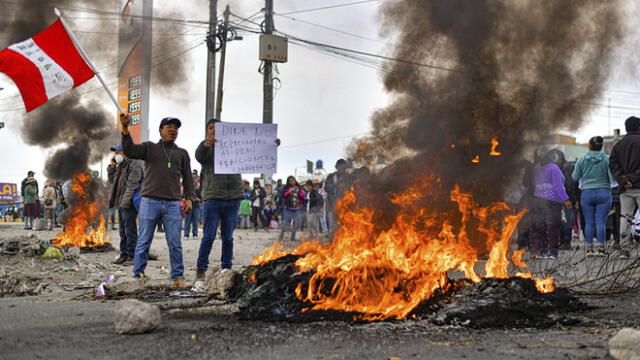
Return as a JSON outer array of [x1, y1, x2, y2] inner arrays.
[[0, 19, 95, 112]]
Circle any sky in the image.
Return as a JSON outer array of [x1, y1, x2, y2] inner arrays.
[[1, 0, 639, 191]]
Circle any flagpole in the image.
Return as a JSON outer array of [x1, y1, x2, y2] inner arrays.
[[54, 8, 126, 115]]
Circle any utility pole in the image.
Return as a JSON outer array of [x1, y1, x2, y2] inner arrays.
[[215, 5, 231, 121], [263, 0, 274, 124], [205, 0, 218, 131], [260, 0, 274, 185]]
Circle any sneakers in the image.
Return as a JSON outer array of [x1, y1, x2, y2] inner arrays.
[[595, 246, 607, 257], [586, 248, 595, 257], [112, 256, 127, 264], [196, 268, 206, 281], [619, 249, 630, 259], [172, 278, 192, 289], [531, 253, 544, 259], [133, 273, 148, 282], [184, 235, 189, 239]]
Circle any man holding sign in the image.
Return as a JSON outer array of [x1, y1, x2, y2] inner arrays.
[[194, 119, 279, 282]]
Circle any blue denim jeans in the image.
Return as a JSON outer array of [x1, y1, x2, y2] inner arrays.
[[198, 199, 241, 270], [133, 197, 184, 280], [118, 207, 138, 259], [183, 206, 201, 237], [281, 208, 302, 231], [581, 188, 612, 247]]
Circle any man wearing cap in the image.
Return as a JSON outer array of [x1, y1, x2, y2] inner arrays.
[[108, 145, 143, 265], [120, 114, 194, 288]]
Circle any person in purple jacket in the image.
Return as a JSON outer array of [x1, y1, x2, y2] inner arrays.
[[530, 149, 573, 259]]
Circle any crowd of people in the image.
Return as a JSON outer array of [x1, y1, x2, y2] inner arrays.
[[5, 171, 69, 231], [518, 116, 640, 260], [12, 114, 640, 289]]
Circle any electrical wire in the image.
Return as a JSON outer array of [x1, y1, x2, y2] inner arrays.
[[278, 0, 377, 16], [279, 132, 370, 150], [274, 12, 385, 45], [0, 0, 214, 26]]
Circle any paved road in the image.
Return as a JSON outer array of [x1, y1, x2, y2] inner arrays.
[[1, 291, 637, 360]]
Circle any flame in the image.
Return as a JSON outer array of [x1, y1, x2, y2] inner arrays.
[[535, 277, 555, 293], [253, 179, 555, 320], [471, 155, 480, 163], [490, 137, 502, 156], [511, 249, 555, 293], [51, 173, 110, 248]]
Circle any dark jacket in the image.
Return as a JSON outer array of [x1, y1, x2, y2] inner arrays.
[[325, 171, 351, 206], [195, 141, 244, 201], [263, 207, 276, 221], [306, 188, 324, 213], [122, 134, 194, 201], [108, 159, 143, 209], [610, 132, 640, 190], [249, 187, 266, 208], [561, 162, 579, 204]]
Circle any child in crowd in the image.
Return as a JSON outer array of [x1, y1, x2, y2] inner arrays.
[[239, 194, 251, 229], [263, 201, 278, 229]]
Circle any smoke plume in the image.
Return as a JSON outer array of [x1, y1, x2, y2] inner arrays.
[[350, 0, 623, 205]]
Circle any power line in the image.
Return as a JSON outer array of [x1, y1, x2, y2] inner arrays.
[[274, 12, 386, 45], [280, 132, 370, 150], [280, 30, 460, 73], [279, 0, 377, 16], [0, 0, 214, 26]]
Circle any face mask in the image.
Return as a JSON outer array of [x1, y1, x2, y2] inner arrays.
[[115, 154, 124, 164]]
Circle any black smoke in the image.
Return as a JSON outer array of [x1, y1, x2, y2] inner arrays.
[[21, 97, 116, 180], [349, 0, 623, 205]]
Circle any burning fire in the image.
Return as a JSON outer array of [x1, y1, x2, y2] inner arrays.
[[51, 173, 110, 248], [254, 180, 554, 320], [471, 155, 480, 163], [490, 137, 502, 156]]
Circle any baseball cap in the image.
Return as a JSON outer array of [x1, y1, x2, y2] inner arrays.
[[159, 117, 182, 129], [110, 145, 122, 151]]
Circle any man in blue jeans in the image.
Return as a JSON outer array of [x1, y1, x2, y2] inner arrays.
[[120, 114, 194, 288], [194, 119, 279, 281]]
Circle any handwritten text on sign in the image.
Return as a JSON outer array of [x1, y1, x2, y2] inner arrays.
[[214, 122, 278, 174]]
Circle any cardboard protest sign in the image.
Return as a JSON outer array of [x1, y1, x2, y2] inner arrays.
[[214, 122, 278, 174]]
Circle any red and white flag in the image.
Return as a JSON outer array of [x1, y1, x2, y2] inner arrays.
[[0, 19, 95, 112]]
